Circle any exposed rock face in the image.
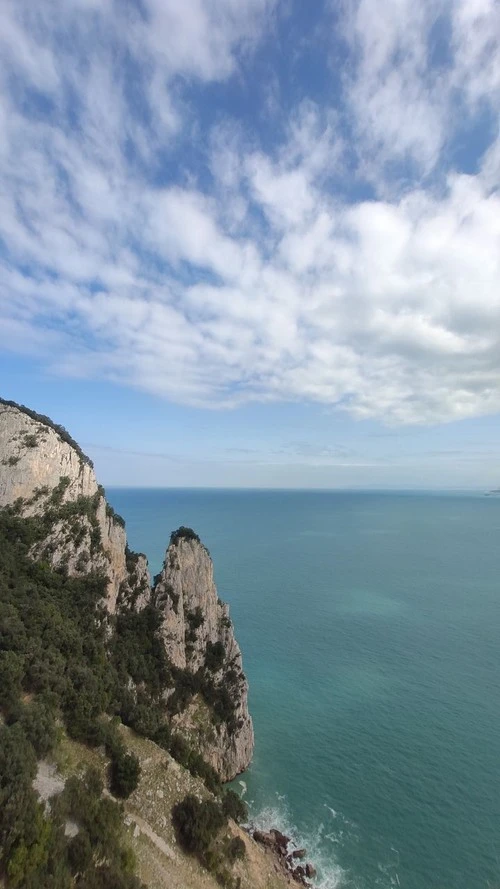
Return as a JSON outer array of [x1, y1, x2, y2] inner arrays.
[[154, 533, 254, 780], [0, 401, 254, 782], [0, 402, 150, 612], [0, 404, 96, 509]]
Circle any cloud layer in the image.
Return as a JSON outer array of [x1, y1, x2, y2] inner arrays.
[[1, 0, 499, 425]]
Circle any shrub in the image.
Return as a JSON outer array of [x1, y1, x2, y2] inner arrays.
[[67, 831, 93, 875], [19, 700, 57, 757], [222, 791, 248, 825], [172, 795, 226, 861], [185, 606, 204, 643], [106, 503, 126, 528], [110, 752, 141, 799], [169, 526, 201, 546], [24, 434, 39, 448], [226, 836, 246, 863], [205, 641, 225, 672], [167, 733, 221, 795]]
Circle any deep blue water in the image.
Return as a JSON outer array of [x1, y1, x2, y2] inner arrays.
[[107, 489, 500, 889]]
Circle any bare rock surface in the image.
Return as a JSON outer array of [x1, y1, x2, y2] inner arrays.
[[0, 402, 254, 783], [155, 535, 254, 780], [0, 402, 150, 612]]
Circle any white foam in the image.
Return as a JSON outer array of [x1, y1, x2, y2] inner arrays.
[[249, 795, 347, 889]]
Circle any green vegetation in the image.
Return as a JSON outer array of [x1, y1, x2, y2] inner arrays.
[[205, 640, 225, 673], [169, 526, 200, 546], [106, 502, 126, 528], [0, 722, 143, 889], [185, 605, 204, 643], [0, 405, 248, 887], [172, 792, 246, 886], [172, 795, 225, 860], [0, 501, 228, 884], [2, 455, 19, 466], [222, 791, 248, 824], [155, 580, 180, 613], [168, 655, 241, 735], [0, 398, 94, 467], [49, 476, 71, 507]]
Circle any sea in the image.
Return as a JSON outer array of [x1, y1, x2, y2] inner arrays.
[[107, 488, 500, 889]]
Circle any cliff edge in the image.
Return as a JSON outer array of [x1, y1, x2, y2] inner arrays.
[[155, 530, 254, 780], [0, 399, 150, 612], [0, 398, 253, 780]]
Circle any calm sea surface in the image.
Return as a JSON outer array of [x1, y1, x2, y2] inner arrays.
[[107, 489, 500, 889]]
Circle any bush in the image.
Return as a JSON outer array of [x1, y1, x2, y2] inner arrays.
[[169, 527, 201, 546], [222, 791, 248, 824], [19, 700, 57, 757], [168, 733, 221, 795], [110, 752, 141, 799], [205, 641, 225, 672], [226, 836, 246, 863], [172, 795, 226, 861], [67, 831, 93, 875]]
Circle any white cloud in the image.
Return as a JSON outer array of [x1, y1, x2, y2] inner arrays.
[[342, 0, 500, 182], [0, 0, 500, 427]]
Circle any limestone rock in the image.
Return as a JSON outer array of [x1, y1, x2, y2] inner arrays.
[[154, 533, 254, 780], [0, 401, 150, 613], [0, 403, 96, 509], [0, 401, 254, 784]]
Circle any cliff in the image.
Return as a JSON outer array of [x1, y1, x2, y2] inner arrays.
[[155, 531, 254, 781], [0, 399, 150, 612], [0, 398, 253, 780]]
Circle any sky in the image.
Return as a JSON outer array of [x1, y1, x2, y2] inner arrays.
[[1, 0, 500, 489]]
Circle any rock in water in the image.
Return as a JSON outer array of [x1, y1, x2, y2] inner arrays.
[[154, 529, 254, 780]]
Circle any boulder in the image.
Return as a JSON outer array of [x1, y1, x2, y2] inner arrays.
[[253, 829, 275, 847], [292, 848, 307, 859], [270, 828, 291, 850]]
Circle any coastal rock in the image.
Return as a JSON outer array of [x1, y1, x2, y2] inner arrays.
[[292, 848, 307, 859], [271, 829, 291, 850], [154, 531, 254, 781], [253, 830, 275, 848], [305, 863, 316, 878], [0, 401, 150, 613], [0, 401, 254, 784]]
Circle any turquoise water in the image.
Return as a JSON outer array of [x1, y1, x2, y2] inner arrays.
[[107, 489, 500, 889]]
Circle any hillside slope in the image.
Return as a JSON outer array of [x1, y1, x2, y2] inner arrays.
[[0, 398, 253, 780]]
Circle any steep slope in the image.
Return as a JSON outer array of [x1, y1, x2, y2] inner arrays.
[[48, 726, 292, 889], [0, 399, 149, 612], [0, 398, 253, 781], [155, 530, 254, 780]]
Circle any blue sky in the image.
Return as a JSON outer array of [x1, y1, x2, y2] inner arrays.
[[1, 0, 500, 488]]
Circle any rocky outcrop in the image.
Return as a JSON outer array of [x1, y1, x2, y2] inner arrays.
[[154, 530, 254, 780], [0, 401, 150, 613], [252, 830, 316, 887], [0, 403, 96, 508], [0, 400, 254, 783]]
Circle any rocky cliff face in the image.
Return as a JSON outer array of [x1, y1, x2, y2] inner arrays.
[[0, 401, 150, 612], [0, 400, 254, 781], [154, 532, 254, 780]]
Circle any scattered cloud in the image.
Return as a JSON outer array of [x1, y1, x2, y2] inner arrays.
[[1, 0, 500, 426]]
